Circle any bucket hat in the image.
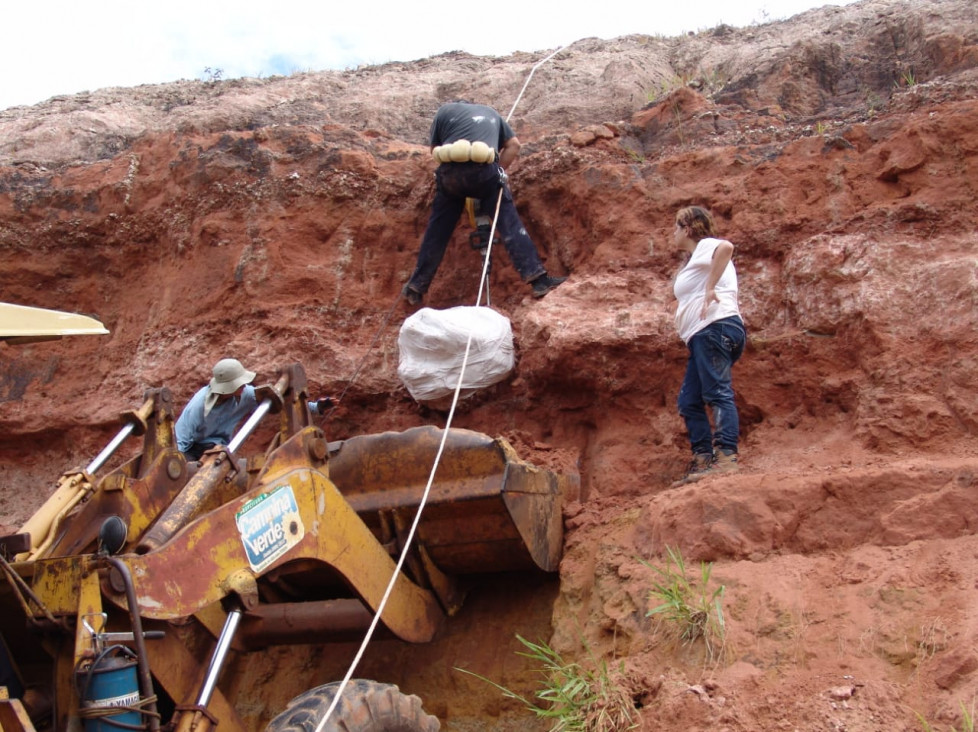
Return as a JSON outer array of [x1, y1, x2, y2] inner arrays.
[[204, 358, 256, 415]]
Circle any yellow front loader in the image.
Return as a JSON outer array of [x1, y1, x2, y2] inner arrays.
[[0, 363, 573, 731]]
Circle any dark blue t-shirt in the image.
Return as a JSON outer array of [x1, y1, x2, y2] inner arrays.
[[428, 103, 515, 152]]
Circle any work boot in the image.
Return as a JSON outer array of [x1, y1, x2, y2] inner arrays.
[[673, 452, 715, 486], [713, 449, 740, 473], [402, 283, 423, 306], [531, 274, 567, 298]]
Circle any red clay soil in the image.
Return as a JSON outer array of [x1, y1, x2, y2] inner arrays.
[[2, 0, 978, 729]]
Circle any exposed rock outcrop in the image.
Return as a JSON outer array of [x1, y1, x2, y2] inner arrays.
[[2, 0, 977, 729]]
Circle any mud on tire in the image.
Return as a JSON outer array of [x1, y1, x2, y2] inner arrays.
[[265, 678, 440, 732]]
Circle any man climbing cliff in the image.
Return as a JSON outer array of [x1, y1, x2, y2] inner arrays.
[[403, 101, 566, 304]]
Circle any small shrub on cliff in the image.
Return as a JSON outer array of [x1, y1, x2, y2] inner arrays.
[[201, 66, 224, 83], [642, 546, 726, 662], [456, 635, 638, 731]]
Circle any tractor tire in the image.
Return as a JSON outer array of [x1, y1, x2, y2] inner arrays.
[[265, 679, 440, 732]]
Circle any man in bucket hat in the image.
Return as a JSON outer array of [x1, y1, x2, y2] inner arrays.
[[175, 358, 334, 460]]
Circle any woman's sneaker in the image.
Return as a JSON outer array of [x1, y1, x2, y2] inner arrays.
[[674, 452, 715, 485], [713, 449, 740, 473]]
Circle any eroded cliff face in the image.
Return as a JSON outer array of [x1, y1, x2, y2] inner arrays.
[[2, 0, 978, 728]]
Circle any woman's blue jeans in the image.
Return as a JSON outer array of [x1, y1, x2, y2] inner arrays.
[[677, 316, 746, 455]]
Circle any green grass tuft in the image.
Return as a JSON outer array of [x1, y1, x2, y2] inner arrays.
[[456, 635, 638, 731], [642, 545, 726, 662]]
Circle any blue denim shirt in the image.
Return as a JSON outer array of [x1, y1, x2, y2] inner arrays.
[[175, 384, 258, 453], [175, 385, 326, 454]]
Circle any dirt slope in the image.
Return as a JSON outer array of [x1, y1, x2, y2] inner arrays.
[[2, 0, 978, 729]]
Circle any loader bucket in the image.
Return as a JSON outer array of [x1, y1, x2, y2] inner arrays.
[[326, 426, 570, 574]]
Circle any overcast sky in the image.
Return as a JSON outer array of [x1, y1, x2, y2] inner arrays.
[[2, 0, 859, 112]]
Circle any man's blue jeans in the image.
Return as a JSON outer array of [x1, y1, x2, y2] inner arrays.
[[677, 316, 746, 455], [407, 162, 547, 293]]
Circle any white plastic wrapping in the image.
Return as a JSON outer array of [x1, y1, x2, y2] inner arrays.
[[397, 306, 515, 402]]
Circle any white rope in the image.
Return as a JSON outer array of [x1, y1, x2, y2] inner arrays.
[[474, 189, 503, 308], [506, 45, 566, 124], [313, 44, 567, 732], [313, 345, 473, 731], [477, 43, 567, 304]]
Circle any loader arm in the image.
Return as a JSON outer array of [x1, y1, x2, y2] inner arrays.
[[17, 387, 185, 561], [0, 362, 574, 731], [101, 427, 445, 642]]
